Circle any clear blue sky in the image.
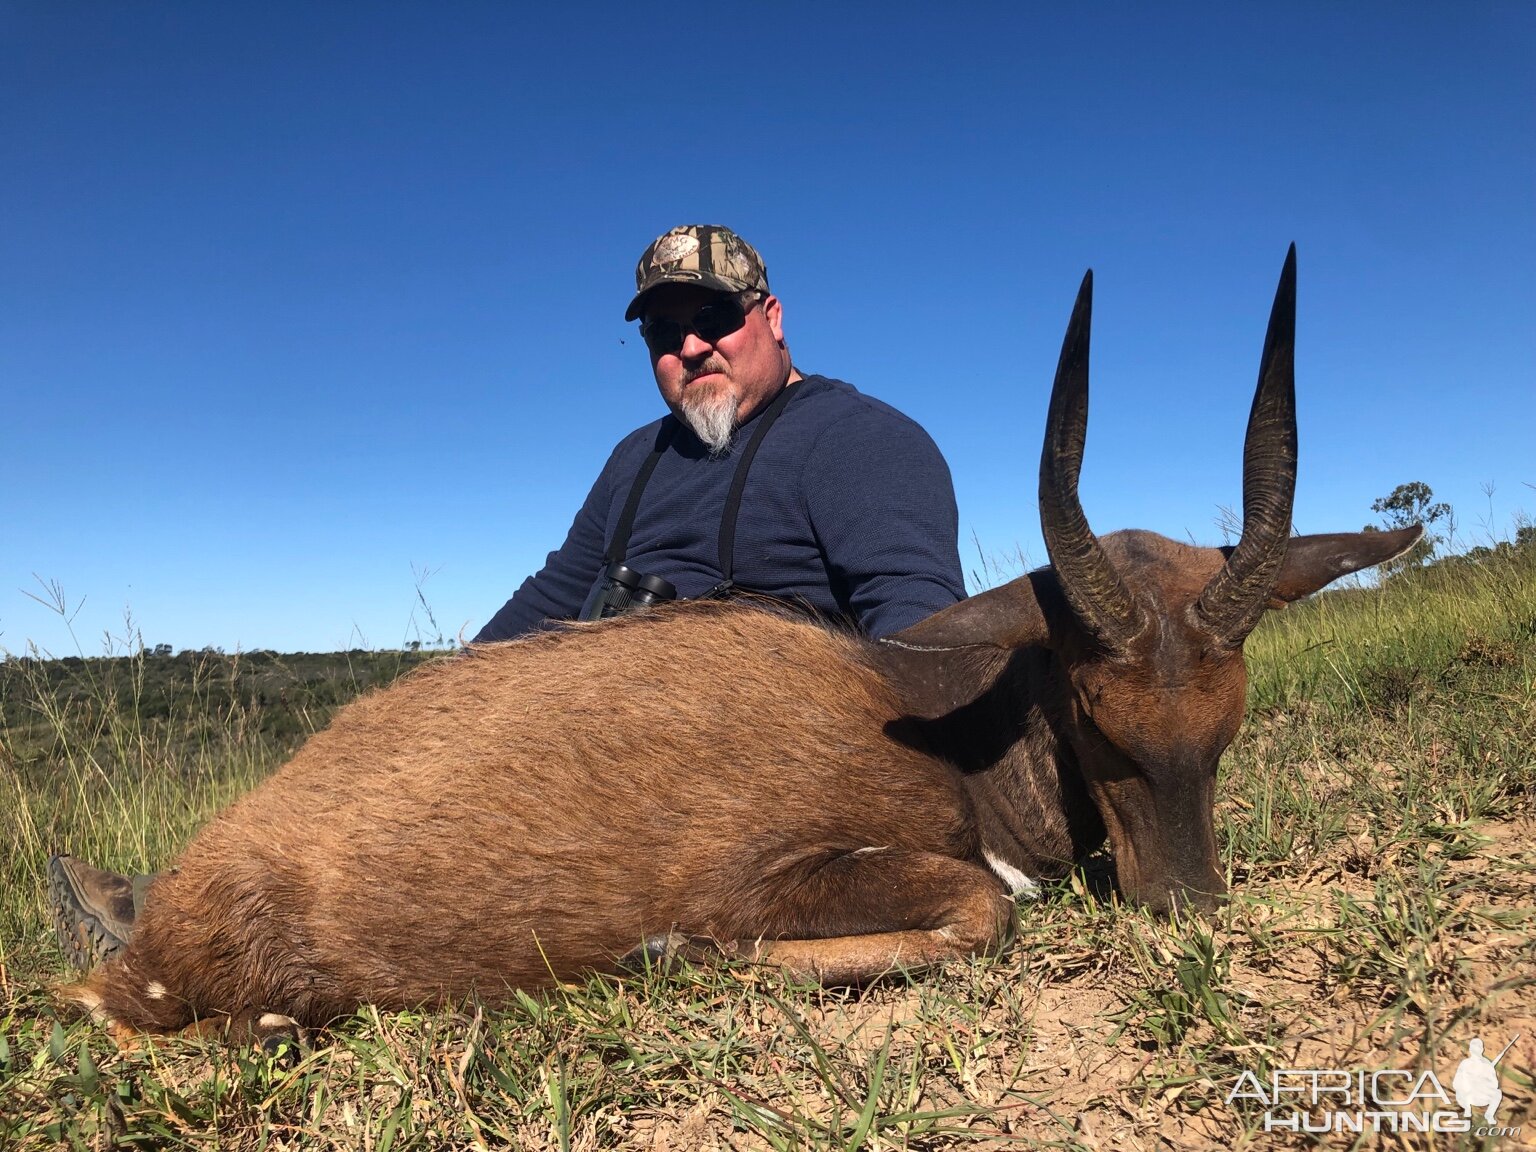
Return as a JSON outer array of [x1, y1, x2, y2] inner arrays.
[[4, 3, 1532, 656]]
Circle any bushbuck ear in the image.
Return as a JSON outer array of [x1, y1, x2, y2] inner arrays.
[[878, 577, 1050, 719], [883, 575, 1050, 651], [1258, 526, 1424, 605]]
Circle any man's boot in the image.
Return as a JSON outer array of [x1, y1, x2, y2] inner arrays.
[[48, 855, 152, 970]]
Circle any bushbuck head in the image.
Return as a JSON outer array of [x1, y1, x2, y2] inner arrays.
[[894, 247, 1420, 914]]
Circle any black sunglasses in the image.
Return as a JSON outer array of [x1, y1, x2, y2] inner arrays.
[[639, 296, 754, 356]]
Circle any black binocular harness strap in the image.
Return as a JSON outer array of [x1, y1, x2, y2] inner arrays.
[[603, 418, 675, 568], [603, 378, 804, 599]]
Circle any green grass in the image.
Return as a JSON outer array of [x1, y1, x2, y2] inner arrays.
[[2, 550, 1534, 1148]]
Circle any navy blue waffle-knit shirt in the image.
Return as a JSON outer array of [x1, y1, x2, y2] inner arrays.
[[474, 374, 966, 642]]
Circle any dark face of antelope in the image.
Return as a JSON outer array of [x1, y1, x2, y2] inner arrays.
[[1039, 250, 1299, 915]]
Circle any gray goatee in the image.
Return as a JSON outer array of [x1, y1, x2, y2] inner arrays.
[[679, 376, 738, 458]]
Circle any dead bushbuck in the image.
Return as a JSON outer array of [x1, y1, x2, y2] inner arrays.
[[67, 248, 1419, 1043]]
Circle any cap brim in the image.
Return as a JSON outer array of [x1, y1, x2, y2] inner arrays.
[[624, 271, 754, 321]]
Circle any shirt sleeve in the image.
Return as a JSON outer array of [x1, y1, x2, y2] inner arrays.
[[473, 458, 616, 643], [800, 408, 966, 638]]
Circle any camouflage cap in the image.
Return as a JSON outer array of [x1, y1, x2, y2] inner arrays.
[[624, 225, 770, 321]]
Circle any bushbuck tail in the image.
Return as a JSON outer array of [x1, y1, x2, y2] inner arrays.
[[66, 248, 1420, 1042]]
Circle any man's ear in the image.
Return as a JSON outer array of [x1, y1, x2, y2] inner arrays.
[[1257, 526, 1424, 605], [761, 294, 785, 343]]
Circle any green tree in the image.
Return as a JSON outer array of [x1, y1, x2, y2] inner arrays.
[[1364, 481, 1451, 571]]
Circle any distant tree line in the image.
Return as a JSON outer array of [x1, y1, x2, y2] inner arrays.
[[0, 647, 441, 769]]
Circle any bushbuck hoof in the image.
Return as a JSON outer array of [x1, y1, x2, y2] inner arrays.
[[617, 932, 722, 975], [256, 1016, 309, 1067]]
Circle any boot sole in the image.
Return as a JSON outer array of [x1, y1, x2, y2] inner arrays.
[[47, 855, 130, 971]]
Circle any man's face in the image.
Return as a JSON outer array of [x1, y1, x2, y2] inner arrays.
[[640, 285, 791, 450]]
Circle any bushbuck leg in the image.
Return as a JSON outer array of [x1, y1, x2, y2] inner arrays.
[[636, 849, 1014, 985], [175, 1010, 306, 1053], [94, 1003, 305, 1055]]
